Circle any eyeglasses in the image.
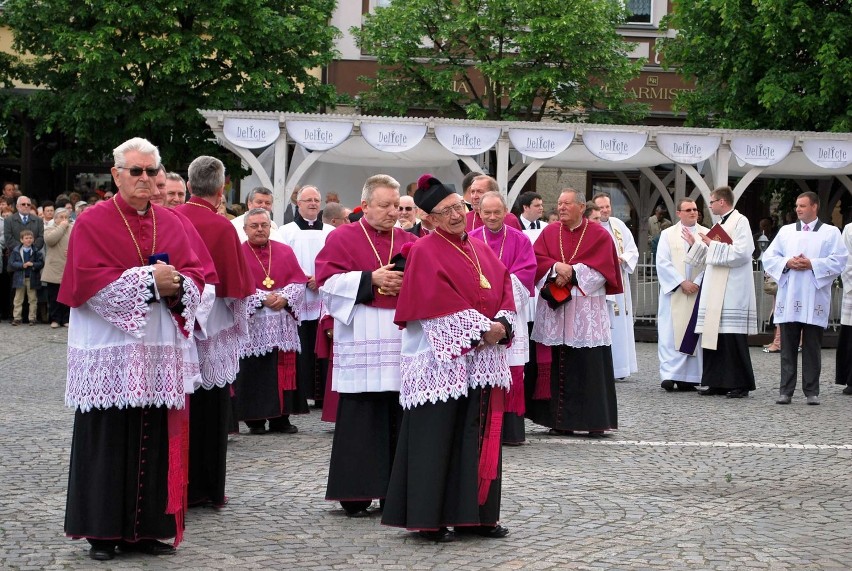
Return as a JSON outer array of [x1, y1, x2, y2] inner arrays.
[[18, 202, 31, 207], [298, 198, 321, 204], [678, 208, 699, 213], [119, 166, 160, 177], [246, 223, 271, 230], [709, 199, 720, 204], [431, 202, 466, 217], [399, 206, 415, 211]]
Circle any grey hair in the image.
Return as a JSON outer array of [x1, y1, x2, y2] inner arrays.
[[478, 190, 507, 210], [322, 202, 346, 223], [244, 208, 271, 226], [53, 207, 70, 219], [245, 186, 273, 206], [113, 137, 161, 168], [472, 175, 499, 193], [187, 156, 225, 198], [165, 172, 186, 189], [560, 188, 586, 204], [297, 185, 320, 200], [361, 174, 400, 203]]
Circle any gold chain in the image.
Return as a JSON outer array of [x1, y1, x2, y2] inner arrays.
[[114, 197, 156, 266], [359, 218, 394, 267], [436, 230, 491, 289], [478, 225, 507, 261], [558, 218, 588, 264], [249, 242, 275, 289]]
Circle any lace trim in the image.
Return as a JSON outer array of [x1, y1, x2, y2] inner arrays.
[[421, 310, 493, 362], [240, 310, 301, 358], [494, 308, 516, 330], [467, 344, 512, 392], [87, 267, 153, 338], [196, 321, 243, 389], [399, 350, 470, 410], [531, 295, 611, 348], [282, 282, 306, 323], [66, 344, 185, 412], [176, 277, 201, 336]]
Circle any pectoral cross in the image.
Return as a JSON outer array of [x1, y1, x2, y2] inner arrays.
[[263, 276, 275, 289]]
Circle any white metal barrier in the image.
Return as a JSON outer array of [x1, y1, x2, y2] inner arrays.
[[632, 254, 842, 332]]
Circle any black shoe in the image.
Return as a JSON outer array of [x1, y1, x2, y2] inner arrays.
[[456, 524, 510, 539], [698, 388, 725, 396], [548, 428, 573, 436], [676, 383, 697, 392], [843, 386, 852, 395], [418, 527, 456, 543], [88, 546, 115, 561], [346, 509, 371, 518], [660, 380, 675, 392], [117, 539, 176, 556], [248, 426, 268, 435], [268, 424, 298, 434], [726, 389, 748, 399]]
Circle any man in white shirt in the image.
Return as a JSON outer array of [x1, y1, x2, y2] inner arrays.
[[232, 187, 278, 243], [762, 191, 846, 405]]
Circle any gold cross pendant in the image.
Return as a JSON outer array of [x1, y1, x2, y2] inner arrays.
[[263, 276, 275, 289]]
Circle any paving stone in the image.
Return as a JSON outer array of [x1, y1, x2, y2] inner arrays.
[[2, 328, 852, 569]]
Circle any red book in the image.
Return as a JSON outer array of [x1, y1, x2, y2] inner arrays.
[[706, 223, 733, 244]]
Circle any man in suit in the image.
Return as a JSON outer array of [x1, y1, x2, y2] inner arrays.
[[518, 192, 546, 231], [4, 195, 45, 253]]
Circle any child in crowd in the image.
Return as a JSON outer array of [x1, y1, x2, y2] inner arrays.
[[8, 229, 44, 325]]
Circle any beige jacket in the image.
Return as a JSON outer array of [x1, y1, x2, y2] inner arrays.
[[42, 221, 72, 284]]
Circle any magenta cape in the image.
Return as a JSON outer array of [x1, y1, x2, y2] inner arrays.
[[173, 209, 219, 286], [314, 219, 417, 310], [58, 194, 205, 307], [466, 210, 522, 233], [470, 224, 536, 295], [175, 198, 255, 299], [532, 218, 623, 295], [394, 228, 515, 326], [242, 240, 308, 290]]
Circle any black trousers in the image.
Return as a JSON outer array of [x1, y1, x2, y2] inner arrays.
[[780, 322, 823, 397]]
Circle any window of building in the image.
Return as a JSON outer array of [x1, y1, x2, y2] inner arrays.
[[625, 0, 652, 24]]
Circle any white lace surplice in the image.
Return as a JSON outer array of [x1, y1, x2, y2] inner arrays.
[[240, 283, 305, 358], [65, 266, 201, 412], [399, 309, 514, 410], [530, 263, 612, 348]]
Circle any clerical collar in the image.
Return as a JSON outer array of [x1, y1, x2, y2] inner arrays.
[[486, 225, 504, 234], [294, 212, 323, 230], [719, 209, 734, 223], [436, 227, 466, 243]]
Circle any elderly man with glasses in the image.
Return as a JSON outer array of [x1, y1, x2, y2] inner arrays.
[[382, 175, 515, 543]]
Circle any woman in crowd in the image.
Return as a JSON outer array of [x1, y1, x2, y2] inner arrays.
[[42, 207, 72, 328]]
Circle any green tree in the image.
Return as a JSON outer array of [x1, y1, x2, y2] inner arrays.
[[658, 0, 852, 132], [0, 0, 340, 168], [353, 0, 647, 123]]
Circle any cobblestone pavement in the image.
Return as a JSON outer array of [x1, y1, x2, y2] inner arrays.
[[2, 325, 852, 570]]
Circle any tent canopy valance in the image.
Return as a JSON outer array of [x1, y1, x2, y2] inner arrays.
[[199, 109, 852, 224]]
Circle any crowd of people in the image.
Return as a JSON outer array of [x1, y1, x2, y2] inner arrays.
[[5, 136, 852, 561]]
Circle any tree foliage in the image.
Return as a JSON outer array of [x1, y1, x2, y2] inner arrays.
[[0, 0, 340, 168], [658, 0, 852, 132], [353, 0, 647, 123]]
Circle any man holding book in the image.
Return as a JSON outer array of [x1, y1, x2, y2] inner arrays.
[[682, 186, 757, 398]]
